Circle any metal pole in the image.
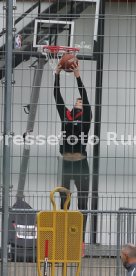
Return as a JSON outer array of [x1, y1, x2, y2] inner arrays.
[[1, 0, 13, 275], [38, 0, 41, 15], [116, 213, 121, 276], [16, 59, 46, 200], [91, 0, 106, 244]]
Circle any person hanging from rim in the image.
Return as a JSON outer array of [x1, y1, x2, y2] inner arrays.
[[54, 60, 92, 251]]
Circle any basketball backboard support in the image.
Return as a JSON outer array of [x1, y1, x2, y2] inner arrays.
[[33, 0, 100, 57]]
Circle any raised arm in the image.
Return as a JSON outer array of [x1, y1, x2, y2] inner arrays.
[[72, 63, 89, 105], [76, 76, 89, 105], [54, 69, 66, 121], [72, 62, 92, 121]]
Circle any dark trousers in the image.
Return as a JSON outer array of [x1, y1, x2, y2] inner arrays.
[[60, 158, 89, 241]]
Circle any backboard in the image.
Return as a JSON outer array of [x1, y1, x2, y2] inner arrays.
[[33, 0, 100, 57]]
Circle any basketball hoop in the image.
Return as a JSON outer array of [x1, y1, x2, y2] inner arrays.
[[40, 45, 80, 73], [43, 45, 80, 54]]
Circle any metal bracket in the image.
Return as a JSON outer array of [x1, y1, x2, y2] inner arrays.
[[1, 80, 15, 84], [23, 104, 30, 114], [3, 5, 17, 10], [2, 28, 6, 33]]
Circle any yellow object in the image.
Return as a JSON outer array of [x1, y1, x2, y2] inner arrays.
[[37, 187, 83, 276]]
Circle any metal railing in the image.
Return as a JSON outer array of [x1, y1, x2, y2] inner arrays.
[[0, 201, 135, 276]]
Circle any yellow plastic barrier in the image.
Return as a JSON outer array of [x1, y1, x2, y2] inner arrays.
[[37, 187, 83, 276]]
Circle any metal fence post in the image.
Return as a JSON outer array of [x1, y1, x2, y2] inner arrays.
[[1, 0, 13, 275], [127, 213, 132, 243], [116, 212, 121, 276]]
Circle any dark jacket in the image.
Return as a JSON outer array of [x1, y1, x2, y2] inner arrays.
[[54, 74, 92, 156], [127, 263, 136, 276]]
